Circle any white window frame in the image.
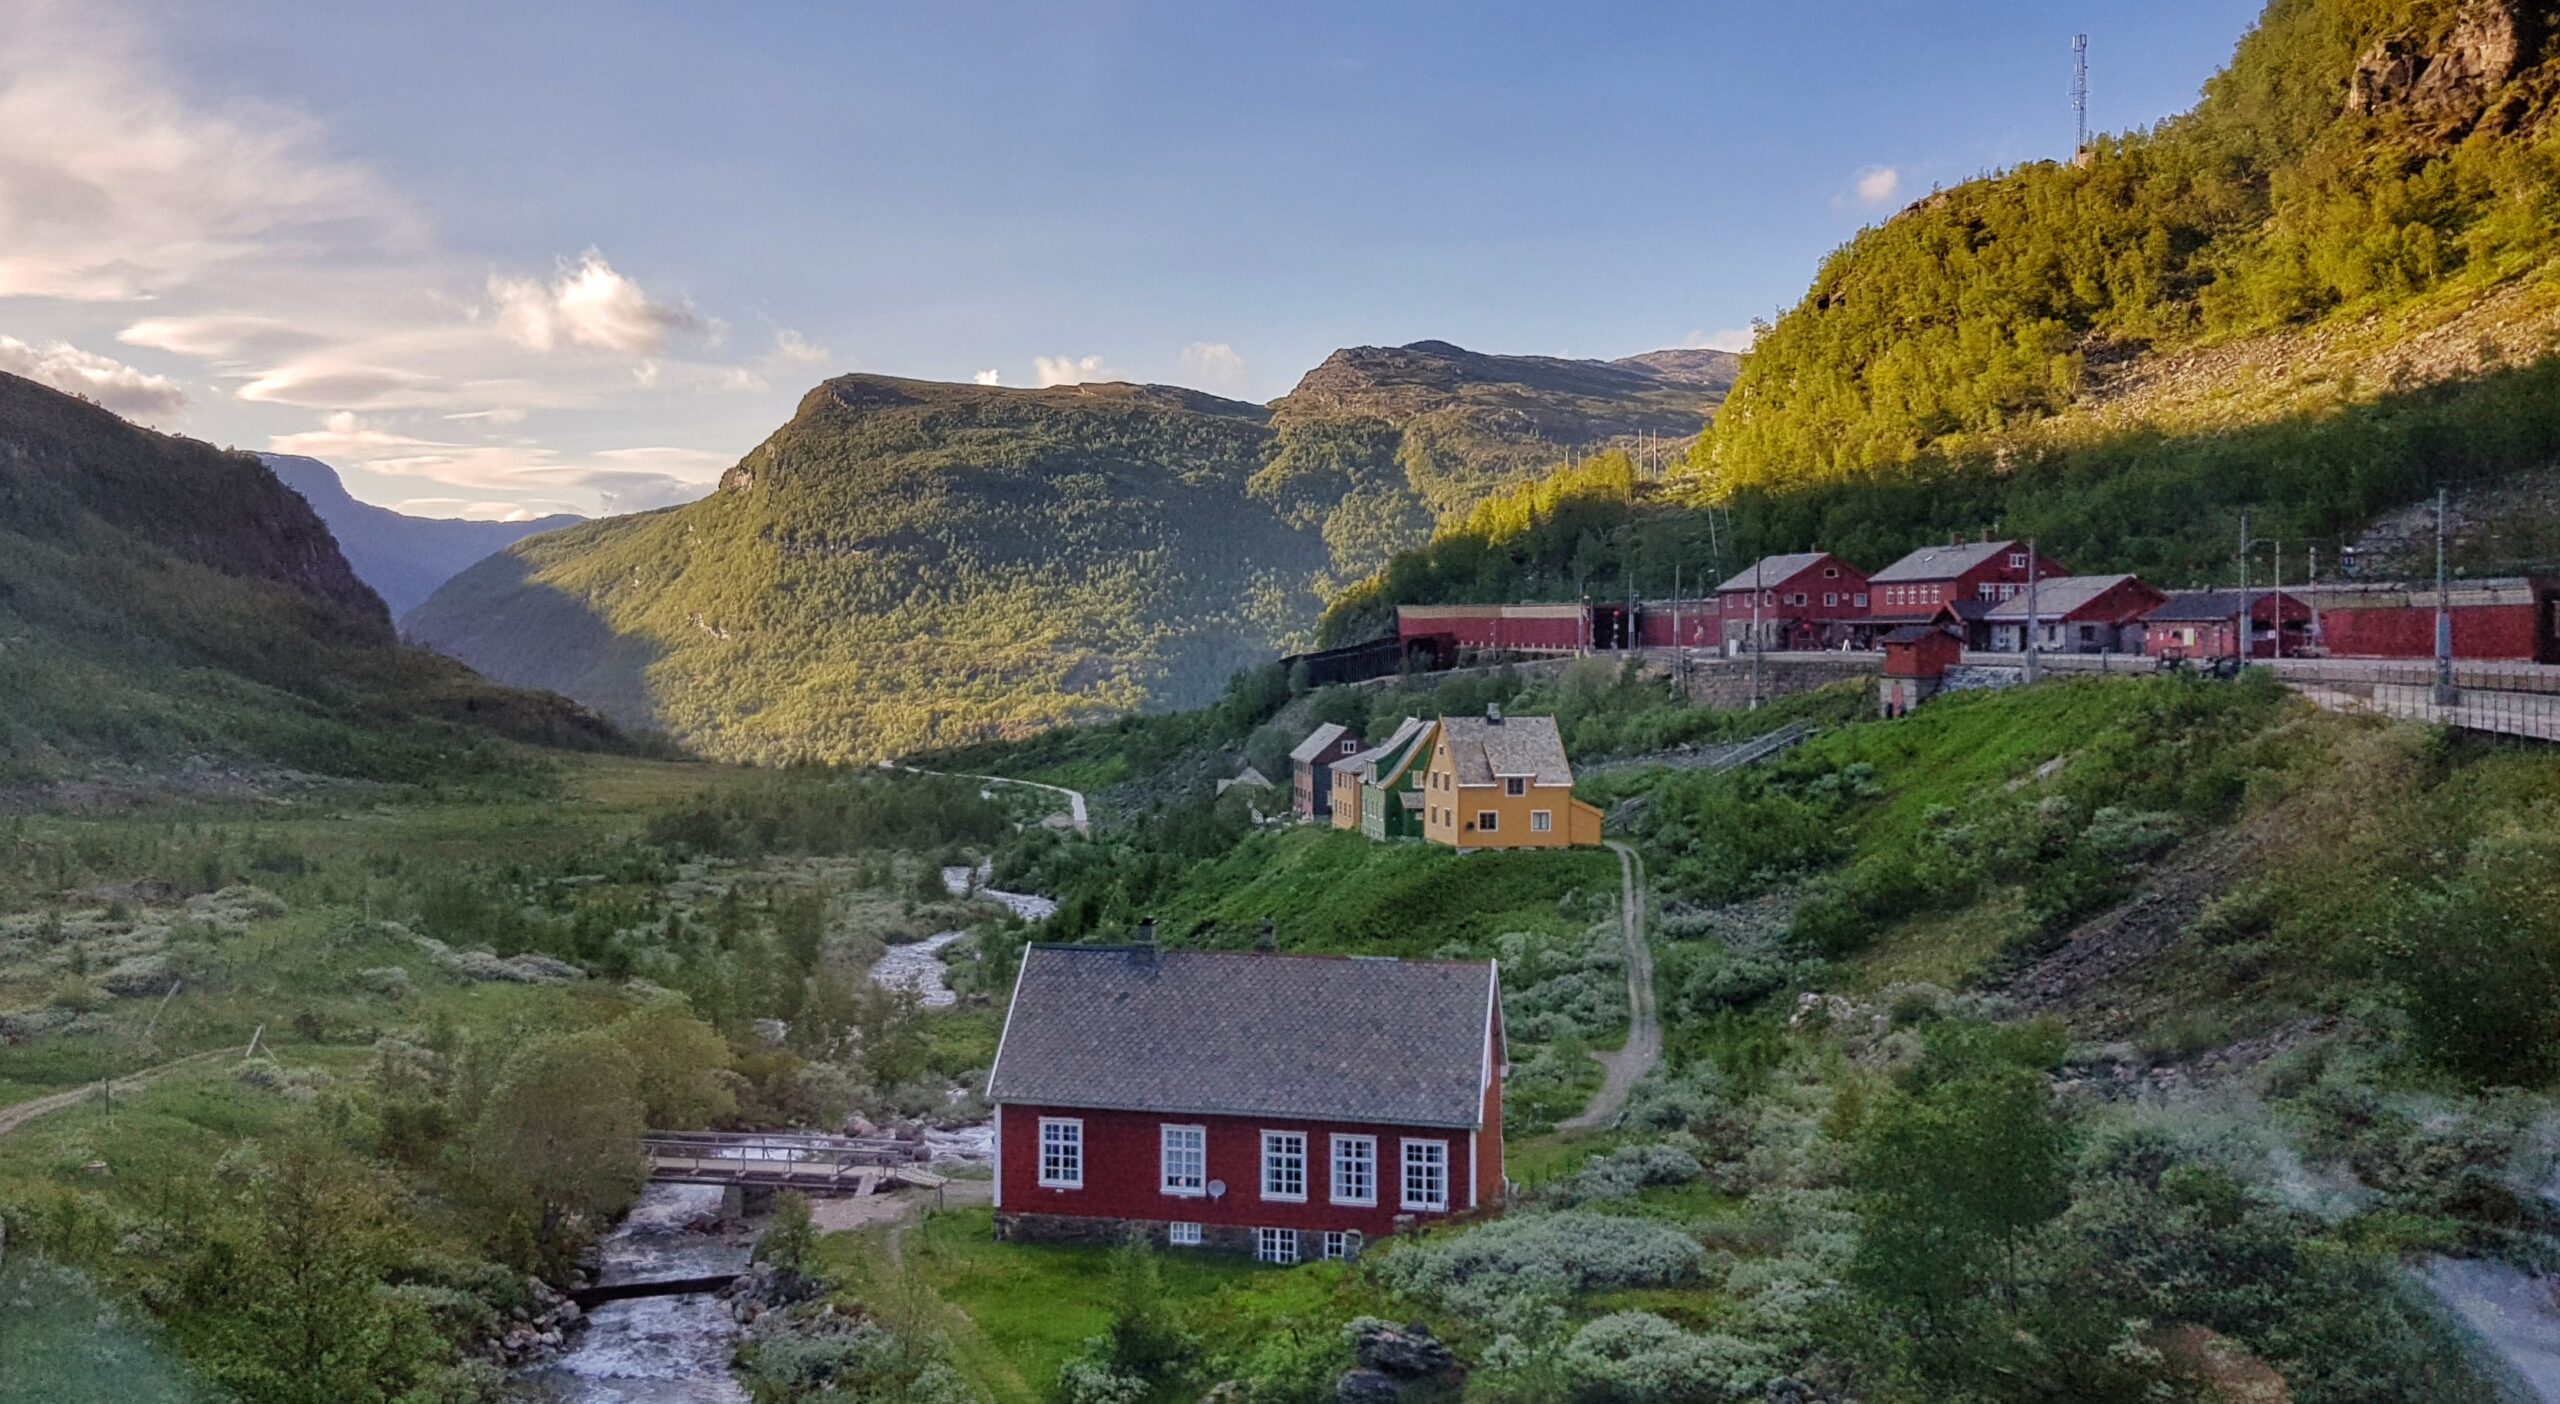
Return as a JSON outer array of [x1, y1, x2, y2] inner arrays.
[[1167, 1221, 1203, 1247], [1038, 1117, 1083, 1189], [1530, 810, 1552, 833], [1261, 1130, 1308, 1203], [1503, 776, 1526, 797], [1400, 1138, 1450, 1212], [1824, 593, 1838, 607], [1160, 1123, 1206, 1197], [1475, 810, 1497, 832], [1323, 1230, 1364, 1261], [2009, 552, 2029, 569], [1330, 1134, 1377, 1207], [1256, 1227, 1299, 1264]]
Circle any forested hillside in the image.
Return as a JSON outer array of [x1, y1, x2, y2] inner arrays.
[[1339, 0, 2560, 634], [261, 454, 582, 619], [0, 372, 618, 789], [409, 348, 1733, 764]]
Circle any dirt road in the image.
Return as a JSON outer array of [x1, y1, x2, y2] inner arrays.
[[1561, 841, 1657, 1132]]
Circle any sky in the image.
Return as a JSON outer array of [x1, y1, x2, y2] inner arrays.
[[0, 0, 2265, 520]]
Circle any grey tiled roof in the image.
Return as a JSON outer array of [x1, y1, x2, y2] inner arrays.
[[1716, 552, 1833, 594], [987, 947, 1497, 1128], [1331, 716, 1424, 778], [1981, 574, 2143, 621], [1438, 712, 1574, 786], [1289, 723, 1351, 765], [1869, 540, 2021, 584], [2146, 589, 2301, 621]]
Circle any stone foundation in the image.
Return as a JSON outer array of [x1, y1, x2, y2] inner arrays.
[[1681, 654, 1880, 710], [995, 1213, 1360, 1264]]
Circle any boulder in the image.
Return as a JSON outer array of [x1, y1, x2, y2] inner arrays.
[[1336, 1370, 1403, 1404], [100, 953, 177, 997], [1355, 1322, 1458, 1380]]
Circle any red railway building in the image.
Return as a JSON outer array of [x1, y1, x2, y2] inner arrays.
[[2298, 578, 2560, 664], [1867, 539, 2069, 646], [987, 945, 1505, 1263], [2142, 590, 2313, 660], [1713, 552, 1873, 651]]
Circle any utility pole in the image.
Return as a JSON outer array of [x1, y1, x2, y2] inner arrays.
[[2024, 539, 2042, 682], [2307, 545, 2322, 654], [2237, 512, 2251, 665], [1751, 554, 1765, 710], [2435, 487, 2457, 703], [2271, 540, 2284, 660]]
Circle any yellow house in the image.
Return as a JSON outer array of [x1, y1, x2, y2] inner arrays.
[[1420, 709, 1603, 850]]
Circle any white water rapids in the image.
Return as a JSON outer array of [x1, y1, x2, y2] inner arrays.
[[521, 1183, 749, 1404], [867, 864, 1057, 1009]]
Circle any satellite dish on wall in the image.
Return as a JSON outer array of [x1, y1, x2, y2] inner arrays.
[[1208, 1180, 1227, 1199]]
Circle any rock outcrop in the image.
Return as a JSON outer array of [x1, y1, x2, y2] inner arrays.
[[1337, 1321, 1463, 1402], [2347, 0, 2542, 136]]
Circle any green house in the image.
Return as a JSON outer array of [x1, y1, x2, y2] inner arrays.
[[1357, 717, 1438, 841]]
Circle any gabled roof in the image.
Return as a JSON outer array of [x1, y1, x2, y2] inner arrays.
[[1869, 539, 2021, 584], [1981, 574, 2152, 621], [1880, 624, 1957, 645], [1333, 716, 1425, 778], [2146, 589, 2304, 623], [1436, 712, 1574, 787], [987, 946, 1498, 1128], [1716, 552, 1834, 594], [1288, 723, 1352, 765]]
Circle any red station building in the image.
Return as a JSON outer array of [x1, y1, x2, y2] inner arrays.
[[1713, 552, 1874, 651]]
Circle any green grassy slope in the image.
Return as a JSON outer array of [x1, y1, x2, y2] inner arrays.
[[0, 373, 619, 788], [409, 354, 1733, 766]]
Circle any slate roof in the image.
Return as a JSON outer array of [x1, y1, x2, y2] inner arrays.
[[1880, 624, 1956, 645], [1981, 574, 2148, 621], [986, 946, 1498, 1128], [1869, 540, 2021, 584], [2146, 589, 2303, 622], [1716, 552, 1833, 594], [1289, 723, 1351, 765], [1437, 712, 1574, 786], [1332, 716, 1425, 779]]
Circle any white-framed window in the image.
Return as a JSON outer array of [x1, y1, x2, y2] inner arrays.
[[1038, 1118, 1083, 1189], [1530, 810, 1552, 833], [1261, 1131, 1308, 1202], [1168, 1221, 1203, 1247], [1331, 1135, 1377, 1206], [1160, 1124, 1206, 1196], [1401, 1139, 1450, 1212], [1504, 777, 1526, 797], [1340, 739, 1356, 753], [1824, 593, 1838, 607], [1475, 811, 1497, 832], [1256, 1227, 1299, 1264], [2009, 552, 2028, 569], [1323, 1230, 1364, 1261]]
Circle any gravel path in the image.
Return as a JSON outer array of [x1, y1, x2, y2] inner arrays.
[[1561, 841, 1657, 1132]]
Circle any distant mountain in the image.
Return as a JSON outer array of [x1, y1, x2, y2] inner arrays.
[[0, 372, 617, 785], [258, 454, 582, 619], [404, 343, 1735, 763]]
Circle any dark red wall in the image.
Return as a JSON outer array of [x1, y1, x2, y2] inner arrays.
[[2320, 604, 2545, 662], [995, 1103, 1485, 1237]]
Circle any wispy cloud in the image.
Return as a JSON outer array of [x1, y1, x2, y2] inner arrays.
[[1178, 341, 1248, 396], [1848, 165, 1903, 207], [1033, 354, 1116, 388], [0, 334, 187, 419], [973, 368, 1002, 386], [769, 329, 828, 365], [1682, 327, 1759, 353]]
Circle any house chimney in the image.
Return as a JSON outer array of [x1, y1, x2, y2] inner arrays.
[[1255, 917, 1277, 952], [1131, 917, 1159, 968], [1485, 703, 1503, 724]]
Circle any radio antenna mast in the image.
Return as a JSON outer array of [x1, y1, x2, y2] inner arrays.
[[2073, 34, 2090, 160]]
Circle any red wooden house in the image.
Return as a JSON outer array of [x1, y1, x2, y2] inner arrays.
[[1714, 552, 1873, 651], [2142, 590, 2312, 660], [1867, 539, 2068, 647], [987, 945, 1505, 1264], [1289, 723, 1361, 822], [1980, 574, 2167, 654], [1878, 624, 1961, 717]]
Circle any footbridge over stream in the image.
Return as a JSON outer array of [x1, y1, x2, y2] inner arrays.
[[643, 1131, 950, 1196]]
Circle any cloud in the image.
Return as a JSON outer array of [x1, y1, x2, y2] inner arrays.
[[1033, 354, 1115, 388], [0, 0, 421, 301], [770, 329, 828, 365], [1850, 165, 1903, 207], [0, 334, 187, 418], [1178, 342, 1247, 396], [1683, 327, 1759, 353], [710, 366, 768, 394], [389, 497, 580, 523], [118, 314, 313, 361], [489, 249, 695, 356], [973, 368, 1002, 386]]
